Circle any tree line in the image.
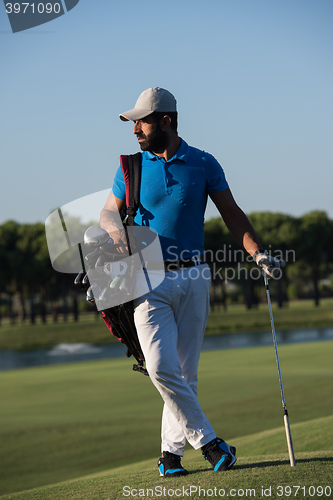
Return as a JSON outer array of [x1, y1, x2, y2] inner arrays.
[[204, 210, 333, 309], [0, 221, 78, 325], [0, 210, 332, 324]]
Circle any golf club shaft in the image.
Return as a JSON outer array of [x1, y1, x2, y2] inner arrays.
[[264, 274, 296, 467]]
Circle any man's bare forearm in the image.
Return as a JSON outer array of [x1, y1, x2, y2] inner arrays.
[[100, 208, 124, 235], [223, 205, 262, 257], [100, 205, 129, 255], [209, 190, 262, 257]]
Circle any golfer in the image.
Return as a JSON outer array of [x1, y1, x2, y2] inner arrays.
[[101, 87, 279, 477]]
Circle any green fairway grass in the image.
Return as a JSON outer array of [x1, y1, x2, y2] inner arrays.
[[206, 297, 333, 334], [0, 450, 332, 500], [0, 342, 332, 496], [1, 298, 333, 351], [0, 313, 111, 351]]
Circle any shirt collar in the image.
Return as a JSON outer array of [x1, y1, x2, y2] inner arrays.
[[143, 138, 189, 163]]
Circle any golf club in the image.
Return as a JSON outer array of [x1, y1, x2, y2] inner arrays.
[[86, 284, 101, 304], [263, 267, 296, 467], [84, 226, 113, 248]]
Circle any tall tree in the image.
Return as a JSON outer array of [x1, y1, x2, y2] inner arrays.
[[248, 212, 300, 307], [0, 221, 22, 322], [298, 211, 332, 306]]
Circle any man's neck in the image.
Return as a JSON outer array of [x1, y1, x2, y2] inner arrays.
[[153, 135, 181, 162]]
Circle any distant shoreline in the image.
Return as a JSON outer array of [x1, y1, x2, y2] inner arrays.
[[0, 298, 332, 351]]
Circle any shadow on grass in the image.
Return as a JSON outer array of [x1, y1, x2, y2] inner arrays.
[[236, 456, 333, 470], [188, 467, 212, 475]]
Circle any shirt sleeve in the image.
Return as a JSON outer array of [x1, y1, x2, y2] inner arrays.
[[112, 165, 126, 200], [205, 153, 229, 193]]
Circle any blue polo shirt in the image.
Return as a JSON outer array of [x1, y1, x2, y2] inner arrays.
[[112, 139, 228, 260]]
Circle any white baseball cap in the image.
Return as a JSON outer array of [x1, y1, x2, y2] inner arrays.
[[119, 87, 177, 122]]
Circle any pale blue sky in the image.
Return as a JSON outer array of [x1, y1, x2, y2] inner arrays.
[[1, 0, 332, 224]]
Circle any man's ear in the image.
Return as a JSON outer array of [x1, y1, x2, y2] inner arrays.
[[160, 115, 172, 131]]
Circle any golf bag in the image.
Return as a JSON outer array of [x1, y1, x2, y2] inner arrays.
[[75, 153, 148, 376]]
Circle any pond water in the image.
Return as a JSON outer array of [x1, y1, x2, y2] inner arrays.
[[0, 327, 333, 372]]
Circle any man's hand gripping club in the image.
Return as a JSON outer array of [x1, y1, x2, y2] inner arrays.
[[253, 250, 281, 278]]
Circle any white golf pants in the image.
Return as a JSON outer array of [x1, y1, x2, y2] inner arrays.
[[134, 264, 216, 456]]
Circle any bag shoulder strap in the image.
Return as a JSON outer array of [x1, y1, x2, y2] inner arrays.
[[119, 152, 142, 226]]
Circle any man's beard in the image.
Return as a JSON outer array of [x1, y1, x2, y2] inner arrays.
[[137, 124, 169, 153]]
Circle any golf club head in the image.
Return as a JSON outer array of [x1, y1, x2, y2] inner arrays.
[[74, 270, 86, 289], [110, 274, 124, 291], [119, 275, 131, 295], [98, 287, 112, 308], [95, 254, 108, 274], [84, 226, 113, 248], [86, 284, 101, 303], [82, 273, 90, 288], [85, 248, 103, 268]]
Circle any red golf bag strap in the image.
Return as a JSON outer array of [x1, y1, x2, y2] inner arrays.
[[119, 152, 142, 226], [101, 152, 147, 375], [102, 311, 119, 340]]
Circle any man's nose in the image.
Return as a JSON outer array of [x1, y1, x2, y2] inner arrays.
[[133, 121, 141, 134]]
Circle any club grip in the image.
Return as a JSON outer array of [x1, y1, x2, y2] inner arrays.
[[284, 413, 296, 467]]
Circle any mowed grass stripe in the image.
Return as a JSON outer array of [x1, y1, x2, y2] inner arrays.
[[64, 414, 333, 479], [0, 342, 332, 495], [0, 450, 332, 500]]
